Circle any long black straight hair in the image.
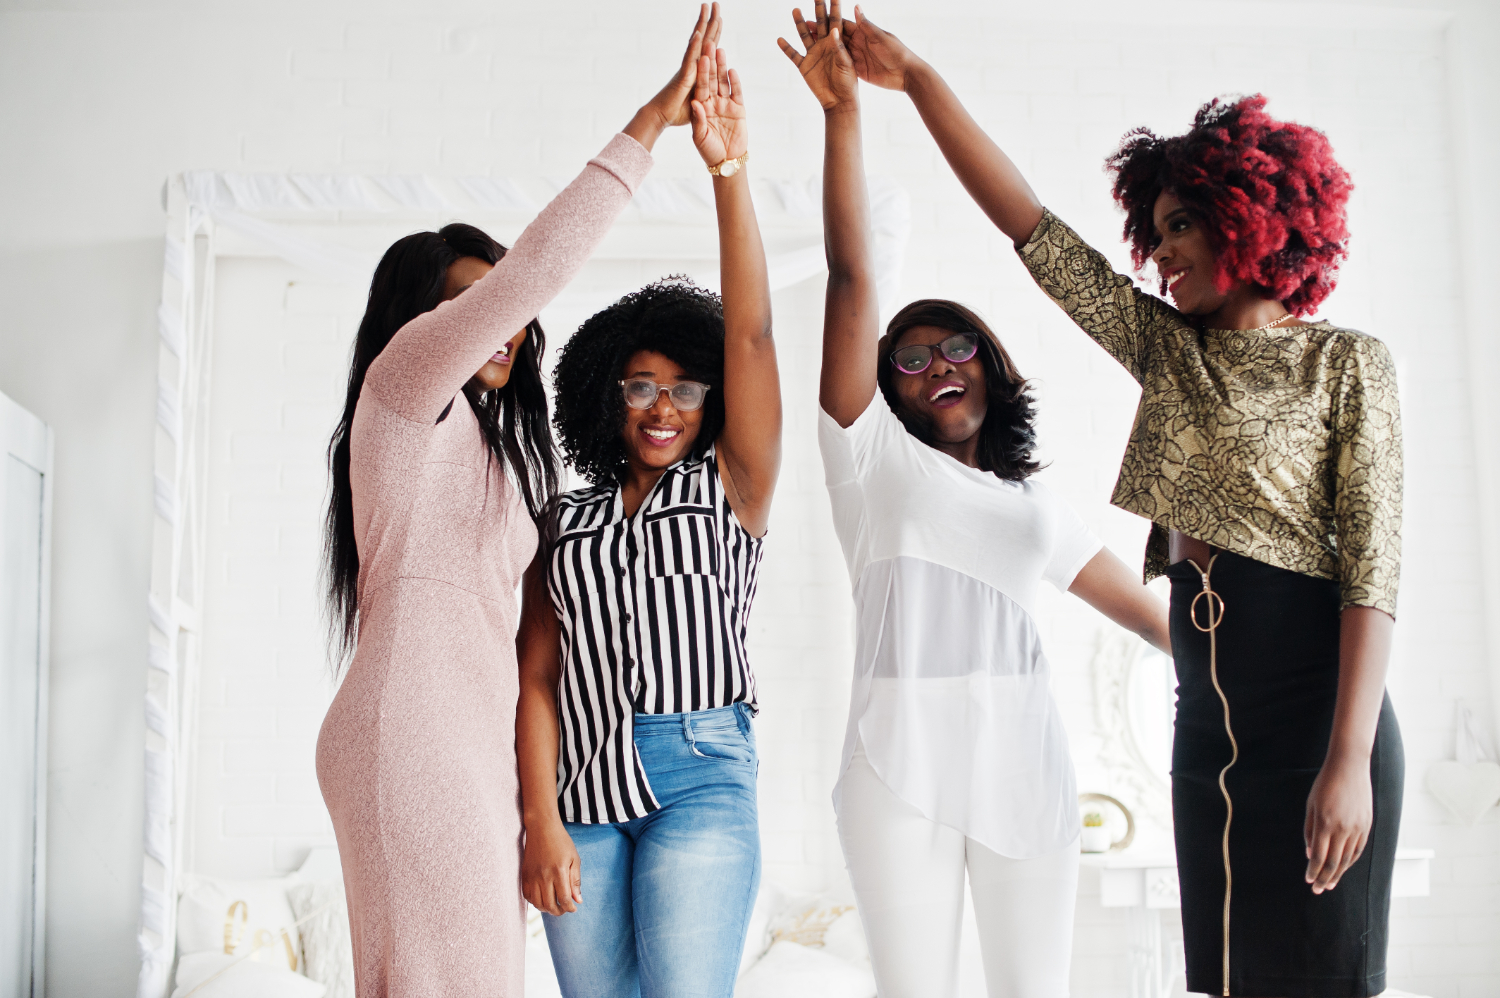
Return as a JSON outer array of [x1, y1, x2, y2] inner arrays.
[[323, 222, 559, 668]]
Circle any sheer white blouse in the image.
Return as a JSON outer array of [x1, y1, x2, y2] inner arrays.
[[819, 396, 1101, 858]]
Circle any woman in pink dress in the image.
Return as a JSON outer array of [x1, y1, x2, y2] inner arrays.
[[316, 10, 723, 994]]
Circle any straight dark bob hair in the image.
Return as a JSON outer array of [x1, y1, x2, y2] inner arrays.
[[876, 299, 1040, 482]]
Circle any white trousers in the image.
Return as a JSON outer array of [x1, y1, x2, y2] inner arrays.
[[836, 746, 1079, 998]]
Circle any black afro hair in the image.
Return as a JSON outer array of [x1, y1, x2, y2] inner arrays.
[[552, 277, 726, 486]]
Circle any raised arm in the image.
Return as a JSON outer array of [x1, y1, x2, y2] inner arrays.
[[365, 5, 718, 421], [690, 24, 780, 537], [779, 0, 878, 427], [842, 7, 1042, 246]]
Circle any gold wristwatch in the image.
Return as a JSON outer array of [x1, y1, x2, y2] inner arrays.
[[708, 151, 749, 178]]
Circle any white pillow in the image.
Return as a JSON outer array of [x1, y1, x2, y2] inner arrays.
[[177, 875, 304, 974], [170, 953, 326, 998], [734, 941, 876, 998], [286, 881, 354, 998]]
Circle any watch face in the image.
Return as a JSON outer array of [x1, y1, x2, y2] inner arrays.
[[719, 158, 740, 177]]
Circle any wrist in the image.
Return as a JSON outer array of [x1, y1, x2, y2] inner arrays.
[[1323, 743, 1373, 771], [624, 105, 668, 151], [823, 100, 860, 116], [902, 58, 936, 96]]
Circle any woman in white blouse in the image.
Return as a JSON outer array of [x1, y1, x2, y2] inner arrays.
[[781, 5, 1171, 996]]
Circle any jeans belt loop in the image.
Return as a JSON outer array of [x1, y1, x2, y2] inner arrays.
[[681, 710, 695, 749], [735, 702, 749, 736]]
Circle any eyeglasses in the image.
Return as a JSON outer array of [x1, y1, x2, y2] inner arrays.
[[618, 379, 713, 412], [889, 332, 980, 375]]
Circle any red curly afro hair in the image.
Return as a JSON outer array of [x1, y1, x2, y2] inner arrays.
[[1105, 94, 1352, 316]]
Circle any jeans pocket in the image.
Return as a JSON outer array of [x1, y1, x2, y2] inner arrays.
[[687, 719, 755, 764]]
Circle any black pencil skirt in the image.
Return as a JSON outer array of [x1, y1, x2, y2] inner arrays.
[[1167, 550, 1403, 998]]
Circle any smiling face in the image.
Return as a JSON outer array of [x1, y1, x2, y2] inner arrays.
[[887, 324, 989, 450], [445, 255, 527, 392], [1151, 190, 1238, 316], [618, 350, 705, 473]]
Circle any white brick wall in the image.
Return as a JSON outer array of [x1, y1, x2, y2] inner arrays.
[[3, 1, 1498, 995]]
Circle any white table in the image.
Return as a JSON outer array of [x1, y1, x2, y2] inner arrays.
[[1084, 847, 1434, 998]]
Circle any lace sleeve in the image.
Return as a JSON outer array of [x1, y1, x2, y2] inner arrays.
[[1330, 333, 1403, 616], [1017, 209, 1176, 384]]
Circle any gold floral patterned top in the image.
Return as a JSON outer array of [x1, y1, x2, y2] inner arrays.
[[1018, 210, 1402, 616]]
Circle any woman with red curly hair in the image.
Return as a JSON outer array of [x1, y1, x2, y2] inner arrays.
[[835, 9, 1403, 998]]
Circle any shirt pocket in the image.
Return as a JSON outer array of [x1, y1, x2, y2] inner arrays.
[[549, 525, 610, 597], [641, 505, 718, 578]]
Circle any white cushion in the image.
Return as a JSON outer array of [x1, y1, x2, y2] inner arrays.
[[734, 941, 876, 998], [177, 875, 304, 974], [171, 953, 326, 998], [286, 881, 354, 998]]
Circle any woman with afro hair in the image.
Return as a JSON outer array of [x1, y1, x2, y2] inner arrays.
[[821, 7, 1404, 998], [513, 15, 781, 996], [781, 5, 1174, 997]]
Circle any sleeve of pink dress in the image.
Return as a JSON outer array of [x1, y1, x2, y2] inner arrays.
[[316, 133, 652, 998]]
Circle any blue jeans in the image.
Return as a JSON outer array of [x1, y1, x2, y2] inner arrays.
[[543, 704, 761, 998]]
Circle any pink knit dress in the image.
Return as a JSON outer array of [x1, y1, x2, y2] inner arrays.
[[316, 134, 652, 997]]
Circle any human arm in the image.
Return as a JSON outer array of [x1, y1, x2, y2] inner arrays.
[[778, 0, 880, 427], [691, 26, 780, 537], [841, 9, 1041, 244], [841, 8, 1164, 381], [516, 552, 581, 916], [1068, 548, 1171, 654], [1303, 608, 1391, 893], [365, 7, 722, 420], [1304, 335, 1403, 892]]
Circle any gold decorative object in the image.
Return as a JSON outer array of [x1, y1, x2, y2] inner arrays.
[[1079, 792, 1135, 852]]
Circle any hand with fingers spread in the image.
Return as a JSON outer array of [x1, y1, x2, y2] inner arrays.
[[776, 0, 859, 111], [690, 44, 748, 169], [840, 5, 920, 92], [625, 3, 724, 150]]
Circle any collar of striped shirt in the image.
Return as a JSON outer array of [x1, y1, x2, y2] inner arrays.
[[546, 446, 765, 823]]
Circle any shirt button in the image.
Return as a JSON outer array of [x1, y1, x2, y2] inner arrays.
[[617, 567, 627, 578], [623, 657, 634, 668], [623, 612, 632, 624]]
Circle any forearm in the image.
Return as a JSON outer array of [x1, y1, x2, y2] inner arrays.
[[624, 105, 670, 152], [715, 170, 772, 346], [516, 678, 565, 832], [903, 61, 1043, 246], [819, 104, 881, 419], [1326, 606, 1394, 764]]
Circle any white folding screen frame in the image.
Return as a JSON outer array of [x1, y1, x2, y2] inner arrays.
[[1, 390, 54, 998], [138, 193, 216, 998], [136, 169, 908, 998]]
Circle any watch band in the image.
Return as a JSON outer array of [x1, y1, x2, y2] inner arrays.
[[708, 151, 750, 177]]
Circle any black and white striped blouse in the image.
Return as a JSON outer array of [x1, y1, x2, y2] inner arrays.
[[547, 447, 764, 823]]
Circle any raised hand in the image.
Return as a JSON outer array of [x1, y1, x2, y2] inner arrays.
[[842, 5, 917, 92], [691, 46, 748, 168], [627, 3, 723, 149], [776, 0, 859, 111]]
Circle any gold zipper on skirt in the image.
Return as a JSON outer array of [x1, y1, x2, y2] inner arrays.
[[1189, 556, 1234, 997]]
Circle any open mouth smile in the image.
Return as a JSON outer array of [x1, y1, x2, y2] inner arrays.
[[640, 425, 681, 448], [927, 382, 967, 407], [1164, 267, 1190, 290], [489, 343, 512, 365]]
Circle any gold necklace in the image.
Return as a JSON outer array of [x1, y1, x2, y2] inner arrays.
[[1213, 313, 1293, 333]]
